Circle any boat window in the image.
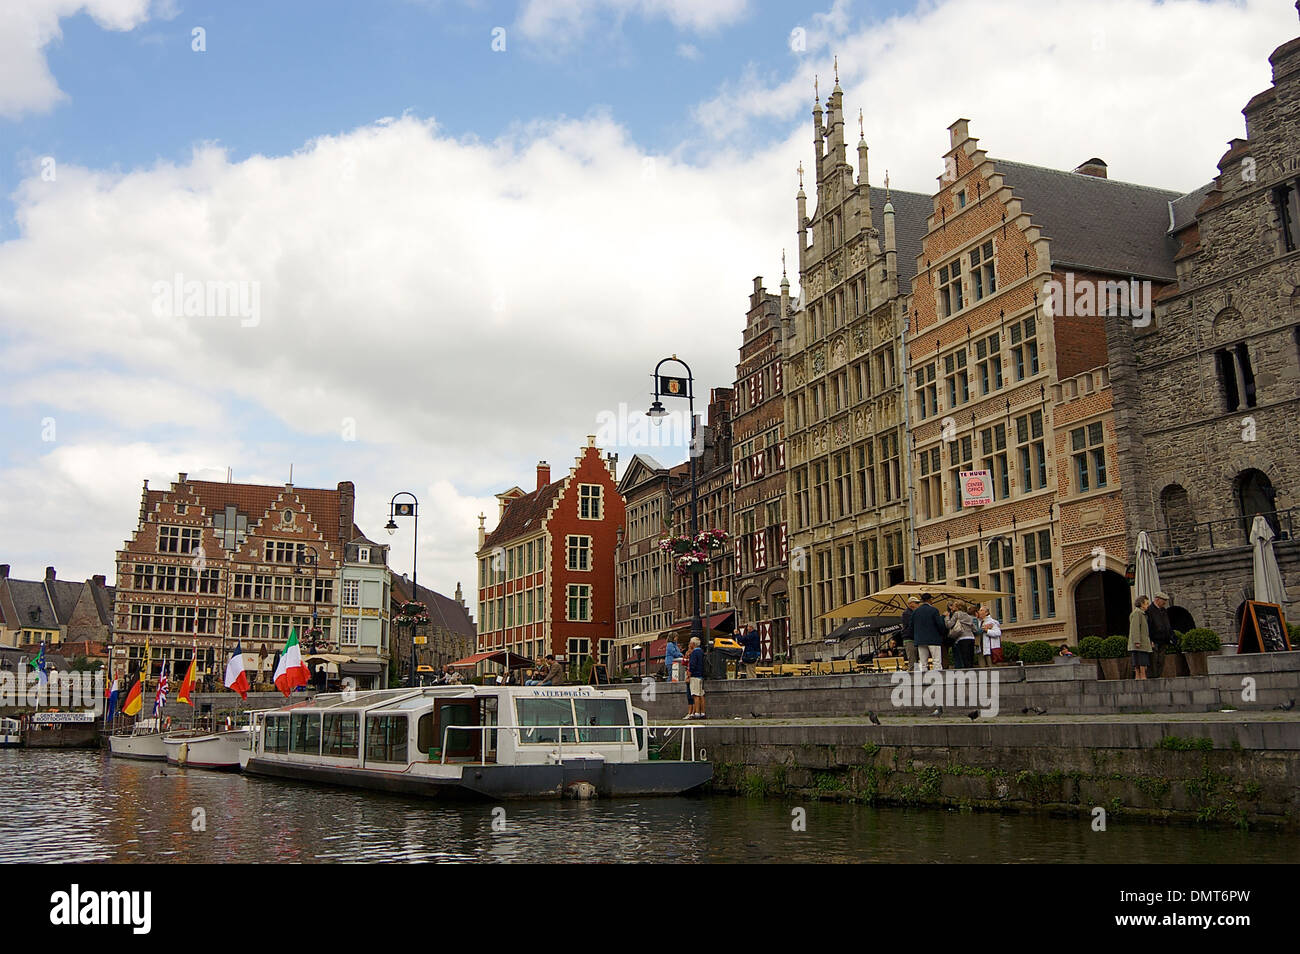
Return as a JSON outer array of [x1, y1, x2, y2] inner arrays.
[[417, 713, 436, 754], [633, 711, 645, 751], [323, 713, 359, 757], [267, 716, 289, 753], [366, 715, 408, 763], [574, 698, 631, 743], [514, 698, 576, 744], [291, 713, 321, 755]]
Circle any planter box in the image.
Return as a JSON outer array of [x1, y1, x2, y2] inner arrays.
[[1099, 657, 1123, 680], [1185, 650, 1215, 677], [1160, 651, 1189, 678]]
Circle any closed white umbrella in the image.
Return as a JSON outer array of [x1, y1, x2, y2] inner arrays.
[[1134, 531, 1161, 601], [1250, 515, 1289, 605]]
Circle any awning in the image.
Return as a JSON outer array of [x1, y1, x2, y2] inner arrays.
[[818, 582, 1008, 620], [340, 661, 385, 676], [666, 610, 736, 635], [304, 653, 355, 664], [447, 650, 535, 670]]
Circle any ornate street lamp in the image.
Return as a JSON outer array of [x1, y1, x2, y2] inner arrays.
[[386, 492, 419, 687]]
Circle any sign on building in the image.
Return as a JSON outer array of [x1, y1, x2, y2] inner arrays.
[[959, 470, 993, 507], [709, 591, 729, 604]]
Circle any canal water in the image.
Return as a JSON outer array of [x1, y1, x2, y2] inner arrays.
[[2, 750, 1295, 863]]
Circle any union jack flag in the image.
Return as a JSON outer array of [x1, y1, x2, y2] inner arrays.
[[154, 671, 169, 715]]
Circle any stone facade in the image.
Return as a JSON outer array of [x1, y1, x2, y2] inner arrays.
[[784, 77, 923, 660], [731, 276, 791, 659], [613, 453, 680, 673], [1108, 31, 1300, 640]]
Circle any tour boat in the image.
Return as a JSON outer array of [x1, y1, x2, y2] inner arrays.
[[107, 718, 167, 761], [240, 684, 712, 799], [0, 718, 20, 748], [162, 726, 251, 770]]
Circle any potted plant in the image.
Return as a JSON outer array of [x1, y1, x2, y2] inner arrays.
[[1180, 628, 1222, 677], [1000, 641, 1020, 665], [1098, 635, 1130, 680], [1018, 640, 1055, 665], [1160, 631, 1189, 678], [1078, 636, 1106, 677]]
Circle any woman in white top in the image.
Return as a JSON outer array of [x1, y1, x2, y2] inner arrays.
[[976, 604, 1002, 666]]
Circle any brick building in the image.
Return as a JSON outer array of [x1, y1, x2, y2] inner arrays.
[[1108, 27, 1300, 639], [669, 387, 735, 642], [731, 276, 791, 660], [113, 474, 354, 686], [784, 74, 929, 659], [476, 438, 626, 674], [613, 453, 681, 675], [907, 119, 1186, 645]]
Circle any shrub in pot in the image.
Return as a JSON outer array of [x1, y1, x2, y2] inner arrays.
[[1180, 628, 1222, 676], [1000, 640, 1020, 664], [1099, 634, 1130, 680], [1078, 636, 1107, 676], [1019, 640, 1055, 664]]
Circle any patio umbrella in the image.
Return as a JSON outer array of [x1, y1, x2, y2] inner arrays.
[[1133, 531, 1161, 602], [818, 581, 1008, 619], [1250, 515, 1289, 605]]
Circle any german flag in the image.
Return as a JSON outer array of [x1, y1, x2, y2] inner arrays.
[[121, 674, 144, 717]]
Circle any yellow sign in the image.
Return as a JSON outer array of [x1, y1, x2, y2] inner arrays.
[[709, 590, 728, 603], [413, 636, 428, 645]]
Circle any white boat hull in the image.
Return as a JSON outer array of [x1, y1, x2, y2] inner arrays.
[[0, 734, 20, 748], [163, 729, 249, 770], [108, 732, 167, 761]]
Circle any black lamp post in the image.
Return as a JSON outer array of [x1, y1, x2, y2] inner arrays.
[[386, 492, 419, 687], [648, 356, 703, 648]]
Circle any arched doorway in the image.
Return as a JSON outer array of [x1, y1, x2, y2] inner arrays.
[[1159, 483, 1196, 554], [1168, 605, 1196, 634], [1073, 570, 1131, 640], [1234, 469, 1278, 539]]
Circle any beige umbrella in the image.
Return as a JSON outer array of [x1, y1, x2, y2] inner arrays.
[[1134, 531, 1161, 602], [1250, 515, 1289, 605], [818, 581, 1008, 620]]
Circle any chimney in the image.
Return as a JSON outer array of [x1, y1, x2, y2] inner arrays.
[[0, 564, 8, 579], [177, 472, 187, 484], [536, 461, 550, 491], [1073, 158, 1108, 178], [45, 566, 56, 581], [454, 582, 464, 606], [337, 481, 356, 548], [92, 574, 106, 587]]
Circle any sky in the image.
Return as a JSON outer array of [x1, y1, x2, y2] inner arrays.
[[0, 0, 1296, 606]]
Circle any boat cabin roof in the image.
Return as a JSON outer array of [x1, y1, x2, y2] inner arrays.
[[265, 685, 632, 717]]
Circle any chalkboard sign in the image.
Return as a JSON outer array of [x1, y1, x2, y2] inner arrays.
[[1237, 601, 1292, 654], [588, 663, 610, 685]]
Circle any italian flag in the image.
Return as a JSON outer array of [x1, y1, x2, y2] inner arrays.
[[273, 629, 311, 697]]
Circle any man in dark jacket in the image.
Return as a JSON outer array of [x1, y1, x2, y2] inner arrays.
[[738, 624, 761, 678], [1146, 592, 1174, 677], [900, 596, 920, 669], [911, 594, 946, 671]]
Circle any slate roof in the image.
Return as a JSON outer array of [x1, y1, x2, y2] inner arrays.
[[993, 159, 1183, 281], [7, 580, 56, 629], [1168, 181, 1216, 234], [392, 575, 476, 639], [866, 185, 931, 293], [482, 480, 564, 549], [145, 479, 351, 550], [46, 580, 83, 623]]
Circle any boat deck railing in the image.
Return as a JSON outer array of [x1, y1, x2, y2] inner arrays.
[[440, 723, 711, 766]]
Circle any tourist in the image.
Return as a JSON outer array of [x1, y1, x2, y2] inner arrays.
[[1129, 596, 1153, 680], [685, 637, 706, 719], [911, 593, 946, 671], [947, 600, 977, 669], [901, 596, 920, 670], [976, 604, 1002, 666], [738, 623, 761, 678], [537, 654, 565, 686], [1147, 592, 1174, 677], [665, 636, 683, 682]]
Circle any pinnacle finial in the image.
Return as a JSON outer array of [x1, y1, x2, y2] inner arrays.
[[797, 161, 804, 189], [782, 249, 787, 279], [884, 170, 891, 199], [814, 74, 819, 103], [833, 55, 839, 85], [858, 108, 864, 140]]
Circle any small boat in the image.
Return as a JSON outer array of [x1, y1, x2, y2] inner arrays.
[[0, 718, 20, 748], [163, 726, 250, 770], [107, 718, 167, 761], [241, 684, 712, 799]]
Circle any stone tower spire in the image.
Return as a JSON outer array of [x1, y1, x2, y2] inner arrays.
[[811, 76, 824, 177]]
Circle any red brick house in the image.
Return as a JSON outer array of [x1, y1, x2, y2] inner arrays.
[[476, 437, 626, 673]]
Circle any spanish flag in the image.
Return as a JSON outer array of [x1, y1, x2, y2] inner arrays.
[[177, 657, 197, 706], [122, 675, 144, 717]]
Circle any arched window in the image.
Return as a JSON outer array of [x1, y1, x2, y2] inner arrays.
[[1159, 483, 1196, 554], [1234, 469, 1278, 539]]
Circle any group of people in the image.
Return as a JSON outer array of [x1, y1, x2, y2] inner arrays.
[[898, 593, 1003, 670], [1128, 592, 1175, 679]]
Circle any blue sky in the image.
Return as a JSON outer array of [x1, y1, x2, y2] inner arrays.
[[0, 0, 1294, 598]]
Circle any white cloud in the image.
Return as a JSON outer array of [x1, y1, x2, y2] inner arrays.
[[516, 0, 749, 43], [0, 0, 156, 119]]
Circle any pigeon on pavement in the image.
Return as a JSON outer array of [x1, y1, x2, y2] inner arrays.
[[967, 710, 979, 720], [1274, 699, 1295, 711], [867, 711, 881, 725]]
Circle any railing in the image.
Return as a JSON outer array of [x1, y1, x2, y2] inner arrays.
[[438, 723, 710, 766], [1154, 507, 1297, 557]]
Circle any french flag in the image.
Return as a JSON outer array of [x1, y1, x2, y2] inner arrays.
[[224, 642, 250, 700]]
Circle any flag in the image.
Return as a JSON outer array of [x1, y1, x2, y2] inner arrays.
[[177, 657, 197, 706], [273, 628, 311, 697], [28, 641, 48, 686], [122, 675, 143, 717], [105, 678, 119, 722], [224, 642, 250, 700], [154, 670, 169, 715]]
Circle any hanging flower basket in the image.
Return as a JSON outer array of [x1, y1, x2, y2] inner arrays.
[[395, 600, 429, 626], [659, 528, 729, 556]]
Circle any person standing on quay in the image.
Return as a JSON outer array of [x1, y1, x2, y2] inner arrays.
[[1146, 592, 1174, 677], [901, 596, 920, 670], [911, 593, 946, 671], [665, 636, 683, 682], [1129, 597, 1153, 680], [976, 604, 1002, 666], [685, 637, 706, 719], [947, 600, 977, 669]]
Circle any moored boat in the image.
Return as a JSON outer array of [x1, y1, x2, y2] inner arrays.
[[0, 718, 20, 748], [163, 726, 250, 770], [241, 684, 711, 799], [108, 718, 167, 761]]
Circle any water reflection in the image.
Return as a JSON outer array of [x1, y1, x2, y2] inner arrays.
[[1, 750, 1294, 863]]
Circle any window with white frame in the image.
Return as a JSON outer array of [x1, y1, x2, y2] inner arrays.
[[1071, 421, 1108, 492], [567, 535, 592, 571], [975, 331, 1002, 395], [1015, 410, 1048, 492], [567, 584, 591, 621], [342, 579, 360, 607], [1010, 316, 1039, 381], [938, 259, 964, 317], [1025, 529, 1055, 620], [970, 240, 996, 301], [579, 484, 603, 520], [159, 525, 201, 554], [340, 619, 358, 646], [944, 350, 969, 408]]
